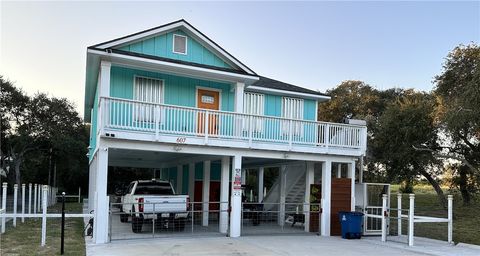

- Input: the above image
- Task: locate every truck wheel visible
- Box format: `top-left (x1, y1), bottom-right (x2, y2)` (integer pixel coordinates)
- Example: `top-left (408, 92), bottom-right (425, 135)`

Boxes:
top-left (132, 216), bottom-right (143, 233)
top-left (175, 219), bottom-right (186, 231)
top-left (120, 213), bottom-right (128, 223)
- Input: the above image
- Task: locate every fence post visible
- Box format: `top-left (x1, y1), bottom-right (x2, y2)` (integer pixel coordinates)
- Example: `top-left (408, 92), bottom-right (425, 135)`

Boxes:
top-left (38, 184), bottom-right (42, 212)
top-left (78, 187), bottom-right (81, 203)
top-left (61, 192), bottom-right (65, 255)
top-left (1, 182), bottom-right (7, 233)
top-left (28, 183), bottom-right (32, 214)
top-left (13, 184), bottom-right (18, 227)
top-left (22, 184), bottom-right (25, 223)
top-left (408, 194), bottom-right (415, 246)
top-left (381, 194), bottom-right (387, 242)
top-left (397, 193), bottom-right (402, 236)
top-left (34, 184), bottom-right (38, 214)
top-left (41, 185), bottom-right (48, 246)
top-left (448, 195), bottom-right (453, 244)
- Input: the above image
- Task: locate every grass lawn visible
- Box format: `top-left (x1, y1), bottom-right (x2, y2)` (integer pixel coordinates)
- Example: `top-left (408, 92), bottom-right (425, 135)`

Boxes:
top-left (0, 203), bottom-right (86, 256)
top-left (389, 184), bottom-right (480, 245)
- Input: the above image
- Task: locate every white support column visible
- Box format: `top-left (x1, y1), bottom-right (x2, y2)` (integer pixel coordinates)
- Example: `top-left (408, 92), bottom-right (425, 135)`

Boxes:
top-left (21, 184), bottom-right (25, 223)
top-left (41, 185), bottom-right (48, 246)
top-left (278, 165), bottom-right (287, 226)
top-left (304, 162), bottom-right (314, 232)
top-left (321, 160), bottom-right (332, 236)
top-left (381, 194), bottom-right (387, 242)
top-left (28, 183), bottom-right (32, 214)
top-left (176, 164), bottom-right (183, 194)
top-left (408, 194), bottom-right (415, 246)
top-left (93, 146), bottom-right (109, 244)
top-left (448, 195), bottom-right (453, 244)
top-left (188, 163), bottom-right (195, 202)
top-left (336, 163), bottom-right (342, 178)
top-left (397, 193), bottom-right (402, 236)
top-left (233, 82), bottom-right (245, 137)
top-left (348, 161), bottom-right (356, 211)
top-left (219, 156), bottom-right (230, 234)
top-left (258, 167), bottom-right (264, 203)
top-left (202, 160), bottom-right (211, 227)
top-left (33, 184), bottom-right (38, 214)
top-left (13, 184), bottom-right (18, 227)
top-left (1, 182), bottom-right (7, 234)
top-left (241, 169), bottom-right (246, 185)
top-left (88, 158), bottom-right (96, 212)
top-left (229, 155), bottom-right (242, 238)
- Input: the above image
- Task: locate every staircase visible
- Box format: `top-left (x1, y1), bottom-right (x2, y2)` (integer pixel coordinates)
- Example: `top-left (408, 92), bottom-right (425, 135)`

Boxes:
top-left (262, 163), bottom-right (307, 212)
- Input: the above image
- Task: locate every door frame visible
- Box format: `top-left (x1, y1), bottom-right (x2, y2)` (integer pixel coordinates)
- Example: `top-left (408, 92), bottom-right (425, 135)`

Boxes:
top-left (195, 86), bottom-right (222, 111)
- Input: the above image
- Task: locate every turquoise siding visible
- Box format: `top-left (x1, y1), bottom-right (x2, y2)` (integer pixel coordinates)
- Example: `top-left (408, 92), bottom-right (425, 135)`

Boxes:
top-left (110, 66), bottom-right (234, 110)
top-left (304, 99), bottom-right (317, 121)
top-left (194, 162), bottom-right (220, 181)
top-left (117, 29), bottom-right (233, 70)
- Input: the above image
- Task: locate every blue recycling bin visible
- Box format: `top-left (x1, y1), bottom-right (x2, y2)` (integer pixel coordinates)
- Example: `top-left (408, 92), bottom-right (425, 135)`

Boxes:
top-left (339, 211), bottom-right (364, 239)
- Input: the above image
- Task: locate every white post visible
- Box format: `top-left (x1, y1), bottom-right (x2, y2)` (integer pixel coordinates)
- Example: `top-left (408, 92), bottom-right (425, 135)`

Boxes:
top-left (348, 161), bottom-right (356, 211)
top-left (381, 194), bottom-right (387, 242)
top-left (1, 182), bottom-right (7, 233)
top-left (321, 160), bottom-right (332, 236)
top-left (304, 162), bottom-right (314, 232)
top-left (13, 184), bottom-right (18, 227)
top-left (229, 155), bottom-right (242, 238)
top-left (278, 165), bottom-right (287, 226)
top-left (37, 184), bottom-right (41, 212)
top-left (188, 163), bottom-right (195, 202)
top-left (234, 82), bottom-right (245, 137)
top-left (258, 167), bottom-right (264, 203)
top-left (21, 184), bottom-right (25, 223)
top-left (241, 169), bottom-right (246, 185)
top-left (28, 183), bottom-right (32, 214)
top-left (448, 195), bottom-right (453, 244)
top-left (176, 165), bottom-right (183, 194)
top-left (336, 163), bottom-right (342, 178)
top-left (219, 156), bottom-right (230, 234)
top-left (33, 184), bottom-right (38, 214)
top-left (408, 194), bottom-right (415, 246)
top-left (41, 185), bottom-right (48, 246)
top-left (202, 160), bottom-right (211, 227)
top-left (78, 187), bottom-right (81, 204)
top-left (397, 193), bottom-right (402, 236)
top-left (93, 146), bottom-right (109, 244)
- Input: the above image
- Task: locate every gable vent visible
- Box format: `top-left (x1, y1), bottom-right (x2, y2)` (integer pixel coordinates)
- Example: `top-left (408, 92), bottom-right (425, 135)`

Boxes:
top-left (173, 34), bottom-right (187, 54)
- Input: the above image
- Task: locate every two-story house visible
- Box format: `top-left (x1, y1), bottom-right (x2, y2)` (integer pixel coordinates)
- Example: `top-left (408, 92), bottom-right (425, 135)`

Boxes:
top-left (85, 19), bottom-right (369, 244)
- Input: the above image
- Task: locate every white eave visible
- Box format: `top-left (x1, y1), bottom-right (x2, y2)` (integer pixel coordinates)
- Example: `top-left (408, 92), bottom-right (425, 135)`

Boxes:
top-left (246, 85), bottom-right (331, 101)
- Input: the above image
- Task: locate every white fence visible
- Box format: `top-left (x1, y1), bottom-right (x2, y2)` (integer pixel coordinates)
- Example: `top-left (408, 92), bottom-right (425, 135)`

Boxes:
top-left (0, 182), bottom-right (93, 247)
top-left (101, 97), bottom-right (367, 151)
top-left (366, 193), bottom-right (453, 246)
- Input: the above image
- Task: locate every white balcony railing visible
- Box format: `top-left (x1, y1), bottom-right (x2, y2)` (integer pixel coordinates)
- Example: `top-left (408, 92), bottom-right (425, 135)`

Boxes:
top-left (99, 97), bottom-right (367, 152)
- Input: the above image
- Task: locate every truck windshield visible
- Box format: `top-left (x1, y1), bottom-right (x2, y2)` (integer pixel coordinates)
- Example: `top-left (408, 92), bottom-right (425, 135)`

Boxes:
top-left (135, 182), bottom-right (174, 195)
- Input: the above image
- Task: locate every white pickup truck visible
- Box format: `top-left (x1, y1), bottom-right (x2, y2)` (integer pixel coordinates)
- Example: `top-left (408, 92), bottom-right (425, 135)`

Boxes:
top-left (120, 180), bottom-right (190, 233)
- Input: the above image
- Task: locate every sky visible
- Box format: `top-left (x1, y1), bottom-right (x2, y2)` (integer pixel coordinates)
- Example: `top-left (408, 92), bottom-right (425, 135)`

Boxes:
top-left (1, 1), bottom-right (479, 118)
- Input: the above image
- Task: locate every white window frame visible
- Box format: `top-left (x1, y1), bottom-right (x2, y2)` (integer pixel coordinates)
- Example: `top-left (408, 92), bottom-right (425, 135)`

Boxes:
top-left (281, 97), bottom-right (304, 136)
top-left (243, 92), bottom-right (264, 132)
top-left (133, 75), bottom-right (164, 124)
top-left (173, 34), bottom-right (188, 55)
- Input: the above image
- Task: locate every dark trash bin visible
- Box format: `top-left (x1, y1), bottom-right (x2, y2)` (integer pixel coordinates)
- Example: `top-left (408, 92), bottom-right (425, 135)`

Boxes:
top-left (339, 211), bottom-right (364, 239)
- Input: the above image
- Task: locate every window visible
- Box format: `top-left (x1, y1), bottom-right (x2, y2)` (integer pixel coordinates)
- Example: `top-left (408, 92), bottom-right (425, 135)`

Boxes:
top-left (173, 34), bottom-right (187, 54)
top-left (243, 92), bottom-right (264, 132)
top-left (282, 97), bottom-right (304, 136)
top-left (134, 76), bottom-right (163, 123)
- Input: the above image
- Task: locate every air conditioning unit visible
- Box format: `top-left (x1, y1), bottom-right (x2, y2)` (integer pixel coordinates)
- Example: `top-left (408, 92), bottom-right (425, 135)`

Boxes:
top-left (346, 119), bottom-right (367, 126)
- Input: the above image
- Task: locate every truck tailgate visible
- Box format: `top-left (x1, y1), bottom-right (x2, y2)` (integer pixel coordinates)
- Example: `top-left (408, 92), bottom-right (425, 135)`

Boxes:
top-left (142, 196), bottom-right (188, 213)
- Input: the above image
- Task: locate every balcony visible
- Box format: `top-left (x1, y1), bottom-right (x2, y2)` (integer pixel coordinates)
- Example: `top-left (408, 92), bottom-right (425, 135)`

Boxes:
top-left (98, 97), bottom-right (367, 156)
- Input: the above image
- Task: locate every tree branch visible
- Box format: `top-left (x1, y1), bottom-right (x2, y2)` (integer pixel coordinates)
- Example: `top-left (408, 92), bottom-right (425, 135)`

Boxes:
top-left (412, 145), bottom-right (479, 172)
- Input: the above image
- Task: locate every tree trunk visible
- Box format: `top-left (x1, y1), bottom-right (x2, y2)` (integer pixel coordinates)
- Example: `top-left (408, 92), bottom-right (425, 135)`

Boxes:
top-left (14, 159), bottom-right (21, 185)
top-left (458, 165), bottom-right (471, 206)
top-left (419, 169), bottom-right (447, 208)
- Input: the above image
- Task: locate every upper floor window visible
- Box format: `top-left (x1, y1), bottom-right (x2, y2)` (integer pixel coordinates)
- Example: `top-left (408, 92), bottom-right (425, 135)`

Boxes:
top-left (173, 34), bottom-right (187, 55)
top-left (134, 76), bottom-right (163, 123)
top-left (243, 92), bottom-right (264, 132)
top-left (282, 97), bottom-right (304, 136)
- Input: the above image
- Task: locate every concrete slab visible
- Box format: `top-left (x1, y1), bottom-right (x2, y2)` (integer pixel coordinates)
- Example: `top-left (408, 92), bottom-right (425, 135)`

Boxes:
top-left (86, 235), bottom-right (480, 256)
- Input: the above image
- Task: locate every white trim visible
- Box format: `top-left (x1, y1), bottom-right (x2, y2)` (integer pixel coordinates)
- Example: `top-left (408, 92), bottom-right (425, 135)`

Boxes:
top-left (87, 49), bottom-right (259, 83)
top-left (92, 20), bottom-right (256, 75)
top-left (247, 85), bottom-right (330, 101)
top-left (173, 34), bottom-right (188, 55)
top-left (195, 86), bottom-right (222, 111)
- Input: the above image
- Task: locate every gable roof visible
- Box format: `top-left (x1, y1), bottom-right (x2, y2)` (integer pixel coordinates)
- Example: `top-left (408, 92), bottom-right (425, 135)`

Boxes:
top-left (253, 76), bottom-right (328, 97)
top-left (89, 19), bottom-right (256, 76)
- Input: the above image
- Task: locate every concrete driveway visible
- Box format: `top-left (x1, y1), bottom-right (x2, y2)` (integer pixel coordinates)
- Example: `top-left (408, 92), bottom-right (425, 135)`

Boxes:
top-left (86, 235), bottom-right (480, 256)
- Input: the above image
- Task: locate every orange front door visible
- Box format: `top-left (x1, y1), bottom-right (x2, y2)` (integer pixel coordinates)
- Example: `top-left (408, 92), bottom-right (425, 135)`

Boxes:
top-left (197, 89), bottom-right (220, 135)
